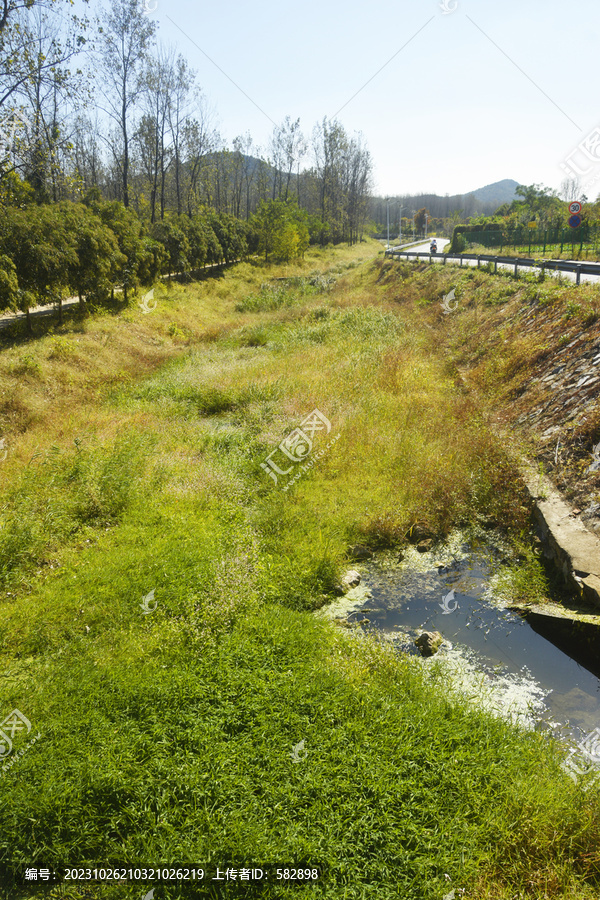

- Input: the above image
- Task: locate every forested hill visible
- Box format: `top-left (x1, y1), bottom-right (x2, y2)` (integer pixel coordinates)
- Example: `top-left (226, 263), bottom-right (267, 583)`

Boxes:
top-left (470, 179), bottom-right (521, 207)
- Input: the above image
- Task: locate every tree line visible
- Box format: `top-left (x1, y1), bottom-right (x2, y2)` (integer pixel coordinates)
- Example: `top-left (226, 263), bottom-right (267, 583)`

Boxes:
top-left (448, 183), bottom-right (600, 251)
top-left (374, 179), bottom-right (600, 245)
top-left (370, 191), bottom-right (508, 240)
top-left (0, 0), bottom-right (372, 267)
top-left (0, 191), bottom-right (349, 328)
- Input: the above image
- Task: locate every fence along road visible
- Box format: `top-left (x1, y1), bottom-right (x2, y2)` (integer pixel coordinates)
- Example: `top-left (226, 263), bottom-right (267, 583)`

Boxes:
top-left (385, 238), bottom-right (600, 286)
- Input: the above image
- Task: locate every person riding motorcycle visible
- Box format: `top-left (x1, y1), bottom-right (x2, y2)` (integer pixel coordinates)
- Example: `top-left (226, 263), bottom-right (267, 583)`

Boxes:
top-left (430, 239), bottom-right (437, 254)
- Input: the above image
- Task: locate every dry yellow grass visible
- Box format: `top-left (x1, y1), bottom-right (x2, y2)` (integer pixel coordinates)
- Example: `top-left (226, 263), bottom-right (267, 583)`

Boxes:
top-left (0, 243), bottom-right (377, 474)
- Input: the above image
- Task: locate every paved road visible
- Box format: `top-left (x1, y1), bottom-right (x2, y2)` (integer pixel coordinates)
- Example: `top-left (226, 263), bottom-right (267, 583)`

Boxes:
top-left (388, 238), bottom-right (450, 254)
top-left (394, 238), bottom-right (600, 286)
top-left (0, 295), bottom-right (83, 330)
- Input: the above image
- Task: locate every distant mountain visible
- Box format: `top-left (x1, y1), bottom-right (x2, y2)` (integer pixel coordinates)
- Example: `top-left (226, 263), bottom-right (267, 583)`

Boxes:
top-left (371, 179), bottom-right (523, 224)
top-left (469, 179), bottom-right (521, 207)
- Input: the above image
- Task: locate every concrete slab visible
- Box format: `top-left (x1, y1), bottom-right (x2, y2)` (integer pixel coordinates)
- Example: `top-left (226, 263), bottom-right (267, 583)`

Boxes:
top-left (520, 460), bottom-right (600, 608)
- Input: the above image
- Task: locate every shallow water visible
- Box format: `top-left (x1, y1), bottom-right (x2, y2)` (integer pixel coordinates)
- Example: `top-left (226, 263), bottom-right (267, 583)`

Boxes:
top-left (327, 533), bottom-right (600, 749)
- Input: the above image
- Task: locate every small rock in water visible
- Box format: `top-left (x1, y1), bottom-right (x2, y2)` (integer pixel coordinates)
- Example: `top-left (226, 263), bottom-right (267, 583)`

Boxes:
top-left (416, 538), bottom-right (434, 553)
top-left (333, 569), bottom-right (362, 595)
top-left (347, 544), bottom-right (373, 561)
top-left (342, 570), bottom-right (361, 589)
top-left (415, 630), bottom-right (443, 657)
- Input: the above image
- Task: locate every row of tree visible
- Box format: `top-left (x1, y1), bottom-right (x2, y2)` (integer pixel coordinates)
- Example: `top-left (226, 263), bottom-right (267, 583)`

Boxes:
top-left (0, 195), bottom-right (321, 329)
top-left (371, 193), bottom-right (499, 236)
top-left (0, 0), bottom-right (372, 245)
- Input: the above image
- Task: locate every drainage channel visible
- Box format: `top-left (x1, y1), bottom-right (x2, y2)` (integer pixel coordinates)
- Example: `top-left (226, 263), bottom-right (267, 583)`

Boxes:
top-left (321, 531), bottom-right (600, 752)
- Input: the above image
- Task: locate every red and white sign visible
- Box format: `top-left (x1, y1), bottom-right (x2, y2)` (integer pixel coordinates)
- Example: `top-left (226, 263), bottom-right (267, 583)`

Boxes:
top-left (569, 201), bottom-right (583, 214)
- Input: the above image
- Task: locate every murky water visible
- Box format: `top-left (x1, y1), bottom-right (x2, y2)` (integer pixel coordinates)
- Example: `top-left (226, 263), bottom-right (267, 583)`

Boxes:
top-left (323, 532), bottom-right (600, 750)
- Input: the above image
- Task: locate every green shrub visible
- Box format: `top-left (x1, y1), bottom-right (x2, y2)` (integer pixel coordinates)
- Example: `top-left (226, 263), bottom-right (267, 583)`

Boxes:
top-left (46, 337), bottom-right (78, 360)
top-left (450, 232), bottom-right (468, 253)
top-left (10, 353), bottom-right (43, 378)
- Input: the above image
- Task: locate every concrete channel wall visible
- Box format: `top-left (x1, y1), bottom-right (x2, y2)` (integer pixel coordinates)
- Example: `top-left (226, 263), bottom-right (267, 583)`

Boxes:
top-left (520, 460), bottom-right (600, 609)
top-left (505, 462), bottom-right (600, 675)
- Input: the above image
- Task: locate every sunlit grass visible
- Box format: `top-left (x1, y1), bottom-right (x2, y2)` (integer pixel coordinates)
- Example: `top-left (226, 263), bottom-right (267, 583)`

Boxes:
top-left (1, 242), bottom-right (599, 898)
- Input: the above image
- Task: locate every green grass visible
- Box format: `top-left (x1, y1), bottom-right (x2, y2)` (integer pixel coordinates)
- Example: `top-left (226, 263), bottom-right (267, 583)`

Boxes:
top-left (0, 247), bottom-right (599, 899)
top-left (234, 275), bottom-right (335, 313)
top-left (490, 547), bottom-right (552, 606)
top-left (465, 241), bottom-right (600, 261)
top-left (6, 601), bottom-right (595, 900)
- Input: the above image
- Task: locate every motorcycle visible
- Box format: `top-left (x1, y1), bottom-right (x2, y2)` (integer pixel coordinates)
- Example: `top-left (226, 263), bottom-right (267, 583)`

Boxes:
top-left (430, 241), bottom-right (437, 254)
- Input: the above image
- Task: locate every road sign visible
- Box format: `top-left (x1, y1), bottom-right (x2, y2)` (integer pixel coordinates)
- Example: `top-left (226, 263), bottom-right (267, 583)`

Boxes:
top-left (569, 214), bottom-right (582, 228)
top-left (569, 201), bottom-right (583, 214)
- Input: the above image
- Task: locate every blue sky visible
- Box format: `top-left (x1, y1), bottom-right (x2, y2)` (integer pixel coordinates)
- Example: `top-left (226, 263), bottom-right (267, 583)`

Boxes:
top-left (139, 0), bottom-right (599, 197)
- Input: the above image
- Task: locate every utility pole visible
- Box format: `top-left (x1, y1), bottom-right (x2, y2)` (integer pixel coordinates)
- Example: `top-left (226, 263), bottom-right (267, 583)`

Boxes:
top-left (398, 206), bottom-right (405, 243)
top-left (412, 210), bottom-right (416, 241)
top-left (425, 214), bottom-right (430, 238)
top-left (386, 198), bottom-right (390, 249)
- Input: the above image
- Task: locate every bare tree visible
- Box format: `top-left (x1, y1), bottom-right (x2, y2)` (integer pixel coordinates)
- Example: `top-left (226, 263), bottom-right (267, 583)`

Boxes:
top-left (0, 0), bottom-right (60, 35)
top-left (308, 118), bottom-right (372, 244)
top-left (134, 46), bottom-right (179, 221)
top-left (312, 118), bottom-right (348, 243)
top-left (269, 117), bottom-right (306, 202)
top-left (97, 0), bottom-right (156, 207)
top-left (71, 113), bottom-right (105, 193)
top-left (11, 4), bottom-right (89, 199)
top-left (181, 107), bottom-right (219, 215)
top-left (344, 133), bottom-right (371, 244)
top-left (0, 0), bottom-right (87, 109)
top-left (560, 176), bottom-right (583, 203)
top-left (166, 54), bottom-right (197, 216)
top-left (232, 133), bottom-right (257, 219)
top-left (0, 0), bottom-right (88, 195)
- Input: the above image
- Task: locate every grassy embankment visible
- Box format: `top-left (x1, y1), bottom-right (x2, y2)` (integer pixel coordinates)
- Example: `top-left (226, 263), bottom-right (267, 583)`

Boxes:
top-left (0, 242), bottom-right (599, 899)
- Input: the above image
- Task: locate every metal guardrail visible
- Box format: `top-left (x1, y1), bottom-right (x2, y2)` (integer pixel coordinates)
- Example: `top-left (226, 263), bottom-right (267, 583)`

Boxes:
top-left (384, 248), bottom-right (600, 285)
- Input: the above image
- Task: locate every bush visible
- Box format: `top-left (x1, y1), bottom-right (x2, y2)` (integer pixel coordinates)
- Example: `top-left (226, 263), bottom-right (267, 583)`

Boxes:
top-left (450, 231), bottom-right (468, 253)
